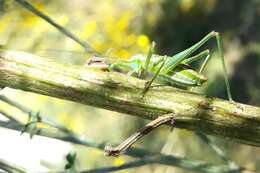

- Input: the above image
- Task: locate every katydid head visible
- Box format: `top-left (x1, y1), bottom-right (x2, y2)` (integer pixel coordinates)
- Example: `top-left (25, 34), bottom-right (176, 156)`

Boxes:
top-left (129, 54), bottom-right (144, 70)
top-left (85, 56), bottom-right (110, 71)
top-left (128, 54), bottom-right (147, 78)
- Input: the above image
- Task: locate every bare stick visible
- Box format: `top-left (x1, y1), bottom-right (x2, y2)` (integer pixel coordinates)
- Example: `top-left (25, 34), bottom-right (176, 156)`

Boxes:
top-left (105, 114), bottom-right (174, 156)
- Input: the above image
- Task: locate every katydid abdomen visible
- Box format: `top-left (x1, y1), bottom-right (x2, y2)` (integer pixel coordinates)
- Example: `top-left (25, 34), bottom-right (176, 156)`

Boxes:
top-left (158, 65), bottom-right (207, 88)
top-left (109, 54), bottom-right (208, 88)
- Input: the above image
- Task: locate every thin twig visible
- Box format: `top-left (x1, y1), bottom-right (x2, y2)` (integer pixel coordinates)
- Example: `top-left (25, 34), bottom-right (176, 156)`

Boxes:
top-left (0, 95), bottom-right (70, 133)
top-left (14, 0), bottom-right (100, 55)
top-left (0, 159), bottom-right (27, 173)
top-left (105, 114), bottom-right (175, 156)
top-left (196, 133), bottom-right (239, 169)
top-left (79, 156), bottom-right (242, 173)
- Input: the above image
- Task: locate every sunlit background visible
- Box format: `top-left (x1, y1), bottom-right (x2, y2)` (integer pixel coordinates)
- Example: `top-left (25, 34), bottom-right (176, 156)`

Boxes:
top-left (0, 0), bottom-right (259, 172)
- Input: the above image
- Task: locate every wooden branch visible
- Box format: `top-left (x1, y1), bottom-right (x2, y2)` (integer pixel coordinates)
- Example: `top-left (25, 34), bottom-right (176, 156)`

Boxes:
top-left (0, 50), bottom-right (260, 146)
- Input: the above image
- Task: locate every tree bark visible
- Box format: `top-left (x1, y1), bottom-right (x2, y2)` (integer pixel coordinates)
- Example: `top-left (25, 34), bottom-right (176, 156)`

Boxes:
top-left (0, 50), bottom-right (260, 146)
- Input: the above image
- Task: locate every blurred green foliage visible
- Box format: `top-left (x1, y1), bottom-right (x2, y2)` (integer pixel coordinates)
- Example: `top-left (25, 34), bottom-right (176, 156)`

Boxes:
top-left (0, 0), bottom-right (259, 172)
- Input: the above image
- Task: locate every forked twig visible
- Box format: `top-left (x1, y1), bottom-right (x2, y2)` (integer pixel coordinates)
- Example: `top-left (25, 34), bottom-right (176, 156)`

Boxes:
top-left (105, 113), bottom-right (175, 156)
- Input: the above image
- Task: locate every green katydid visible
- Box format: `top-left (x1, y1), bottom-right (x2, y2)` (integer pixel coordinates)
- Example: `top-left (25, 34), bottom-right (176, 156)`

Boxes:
top-left (108, 31), bottom-right (232, 101)
top-left (104, 31), bottom-right (235, 156)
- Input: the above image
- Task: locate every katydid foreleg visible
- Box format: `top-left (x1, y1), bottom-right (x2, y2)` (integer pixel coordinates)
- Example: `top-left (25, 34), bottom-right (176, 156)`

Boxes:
top-left (110, 42), bottom-right (155, 79)
top-left (142, 56), bottom-right (167, 94)
top-left (143, 41), bottom-right (156, 75)
top-left (182, 49), bottom-right (210, 64)
top-left (125, 41), bottom-right (156, 78)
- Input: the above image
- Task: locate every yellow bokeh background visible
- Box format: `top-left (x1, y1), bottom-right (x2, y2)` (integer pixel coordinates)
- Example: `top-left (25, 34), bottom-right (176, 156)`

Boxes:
top-left (0, 0), bottom-right (259, 172)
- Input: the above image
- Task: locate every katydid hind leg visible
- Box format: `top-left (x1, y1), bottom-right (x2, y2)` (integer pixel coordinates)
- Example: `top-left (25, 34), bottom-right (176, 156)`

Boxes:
top-left (162, 31), bottom-right (233, 101)
top-left (198, 54), bottom-right (210, 74)
top-left (138, 41), bottom-right (156, 78)
top-left (215, 33), bottom-right (233, 101)
top-left (182, 49), bottom-right (210, 65)
top-left (161, 31), bottom-right (218, 74)
top-left (189, 53), bottom-right (210, 92)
